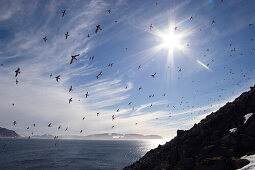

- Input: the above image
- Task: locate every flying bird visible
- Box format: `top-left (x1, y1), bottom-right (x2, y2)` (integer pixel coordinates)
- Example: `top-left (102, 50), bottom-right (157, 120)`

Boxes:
top-left (139, 86), bottom-right (142, 90)
top-left (80, 130), bottom-right (83, 133)
top-left (58, 125), bottom-right (61, 130)
top-left (65, 32), bottom-right (69, 39)
top-left (107, 9), bottom-right (111, 14)
top-left (249, 24), bottom-right (253, 27)
top-left (55, 75), bottom-right (60, 82)
top-left (151, 72), bottom-right (156, 78)
top-left (16, 79), bottom-right (18, 85)
top-left (65, 127), bottom-right (68, 131)
top-left (108, 63), bottom-right (114, 67)
top-left (13, 121), bottom-right (17, 126)
top-left (138, 65), bottom-right (141, 69)
top-left (48, 123), bottom-right (52, 127)
top-left (87, 34), bottom-right (90, 38)
top-left (68, 98), bottom-right (72, 103)
top-left (112, 126), bottom-right (115, 128)
top-left (190, 16), bottom-right (193, 20)
top-left (50, 73), bottom-right (53, 77)
top-left (62, 10), bottom-right (66, 17)
top-left (69, 85), bottom-right (73, 92)
top-left (82, 117), bottom-right (85, 120)
top-left (116, 109), bottom-right (119, 112)
top-left (95, 25), bottom-right (102, 33)
top-left (85, 92), bottom-right (89, 98)
top-left (97, 112), bottom-right (100, 116)
top-left (15, 68), bottom-right (20, 77)
top-left (33, 124), bottom-right (36, 127)
top-left (150, 24), bottom-right (153, 30)
top-left (112, 115), bottom-right (115, 120)
top-left (70, 54), bottom-right (80, 64)
top-left (212, 20), bottom-right (216, 25)
top-left (89, 56), bottom-right (94, 61)
top-left (43, 36), bottom-right (47, 42)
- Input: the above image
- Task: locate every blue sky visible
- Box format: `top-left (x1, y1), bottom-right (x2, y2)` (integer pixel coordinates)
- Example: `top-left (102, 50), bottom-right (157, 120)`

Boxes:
top-left (0, 0), bottom-right (255, 139)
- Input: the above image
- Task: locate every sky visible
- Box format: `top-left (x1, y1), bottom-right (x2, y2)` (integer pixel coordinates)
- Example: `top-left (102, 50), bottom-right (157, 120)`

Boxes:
top-left (0, 0), bottom-right (255, 139)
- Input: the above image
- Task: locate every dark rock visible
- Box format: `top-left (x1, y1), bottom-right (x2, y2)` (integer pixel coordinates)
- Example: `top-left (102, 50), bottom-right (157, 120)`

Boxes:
top-left (124, 85), bottom-right (255, 170)
top-left (0, 127), bottom-right (19, 137)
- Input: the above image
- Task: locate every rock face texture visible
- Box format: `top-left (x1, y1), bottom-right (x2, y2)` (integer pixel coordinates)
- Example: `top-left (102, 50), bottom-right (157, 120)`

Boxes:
top-left (124, 85), bottom-right (255, 170)
top-left (0, 127), bottom-right (19, 137)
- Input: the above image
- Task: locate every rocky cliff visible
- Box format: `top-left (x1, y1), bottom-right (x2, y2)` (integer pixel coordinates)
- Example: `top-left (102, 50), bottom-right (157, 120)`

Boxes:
top-left (124, 85), bottom-right (255, 170)
top-left (0, 127), bottom-right (19, 137)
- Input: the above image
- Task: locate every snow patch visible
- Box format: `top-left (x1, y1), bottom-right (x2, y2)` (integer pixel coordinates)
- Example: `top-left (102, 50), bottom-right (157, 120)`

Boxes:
top-left (238, 154), bottom-right (255, 170)
top-left (229, 128), bottom-right (237, 133)
top-left (244, 113), bottom-right (254, 124)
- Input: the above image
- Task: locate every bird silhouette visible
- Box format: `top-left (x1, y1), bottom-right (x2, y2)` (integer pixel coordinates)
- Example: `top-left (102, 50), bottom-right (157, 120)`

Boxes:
top-left (107, 9), bottom-right (111, 14)
top-left (97, 112), bottom-right (100, 116)
top-left (69, 85), bottom-right (73, 92)
top-left (212, 20), bottom-right (216, 25)
top-left (13, 121), bottom-right (17, 126)
top-left (15, 68), bottom-right (20, 77)
top-left (48, 123), bottom-right (52, 127)
top-left (58, 125), bottom-right (61, 130)
top-left (43, 36), bottom-right (47, 42)
top-left (150, 24), bottom-right (153, 30)
top-left (112, 126), bottom-right (115, 128)
top-left (16, 79), bottom-right (19, 85)
top-left (87, 34), bottom-right (90, 38)
top-left (95, 25), bottom-right (102, 33)
top-left (112, 115), bottom-right (115, 120)
top-left (70, 54), bottom-right (80, 64)
top-left (33, 124), bottom-right (35, 127)
top-left (151, 72), bottom-right (156, 78)
top-left (68, 98), bottom-right (72, 103)
top-left (55, 75), bottom-right (60, 82)
top-left (80, 130), bottom-right (83, 133)
top-left (116, 109), bottom-right (119, 112)
top-left (85, 91), bottom-right (89, 98)
top-left (190, 16), bottom-right (193, 20)
top-left (138, 65), bottom-right (141, 69)
top-left (65, 32), bottom-right (69, 39)
top-left (139, 86), bottom-right (142, 90)
top-left (82, 117), bottom-right (85, 120)
top-left (65, 127), bottom-right (68, 131)
top-left (50, 73), bottom-right (52, 77)
top-left (62, 10), bottom-right (66, 17)
top-left (108, 63), bottom-right (114, 67)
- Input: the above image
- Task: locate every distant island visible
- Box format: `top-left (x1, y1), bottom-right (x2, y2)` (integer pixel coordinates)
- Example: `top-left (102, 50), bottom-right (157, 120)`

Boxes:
top-left (32, 133), bottom-right (163, 140)
top-left (0, 127), bottom-right (20, 138)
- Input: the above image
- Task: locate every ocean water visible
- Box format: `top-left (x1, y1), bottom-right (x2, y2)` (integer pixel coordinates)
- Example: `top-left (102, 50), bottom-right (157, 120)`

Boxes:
top-left (0, 138), bottom-right (165, 170)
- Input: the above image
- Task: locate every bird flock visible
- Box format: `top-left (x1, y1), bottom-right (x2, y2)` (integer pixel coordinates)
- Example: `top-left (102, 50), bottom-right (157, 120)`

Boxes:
top-left (2, 0), bottom-right (255, 147)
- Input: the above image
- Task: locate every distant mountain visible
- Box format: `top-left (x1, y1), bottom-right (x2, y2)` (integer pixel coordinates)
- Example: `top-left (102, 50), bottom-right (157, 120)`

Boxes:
top-left (0, 127), bottom-right (19, 137)
top-left (32, 133), bottom-right (162, 140)
top-left (125, 85), bottom-right (255, 170)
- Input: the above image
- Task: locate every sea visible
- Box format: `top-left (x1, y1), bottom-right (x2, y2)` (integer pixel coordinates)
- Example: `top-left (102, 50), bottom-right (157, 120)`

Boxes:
top-left (0, 138), bottom-right (166, 170)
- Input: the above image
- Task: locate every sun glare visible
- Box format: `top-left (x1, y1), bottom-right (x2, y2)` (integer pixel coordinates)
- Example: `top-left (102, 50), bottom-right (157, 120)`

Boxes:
top-left (161, 30), bottom-right (183, 50)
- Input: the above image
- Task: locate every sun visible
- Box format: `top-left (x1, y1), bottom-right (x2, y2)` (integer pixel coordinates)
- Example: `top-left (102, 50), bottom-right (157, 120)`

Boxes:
top-left (160, 30), bottom-right (183, 51)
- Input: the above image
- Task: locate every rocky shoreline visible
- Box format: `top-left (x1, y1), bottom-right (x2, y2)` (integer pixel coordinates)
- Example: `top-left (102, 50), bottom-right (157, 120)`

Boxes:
top-left (124, 85), bottom-right (255, 170)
